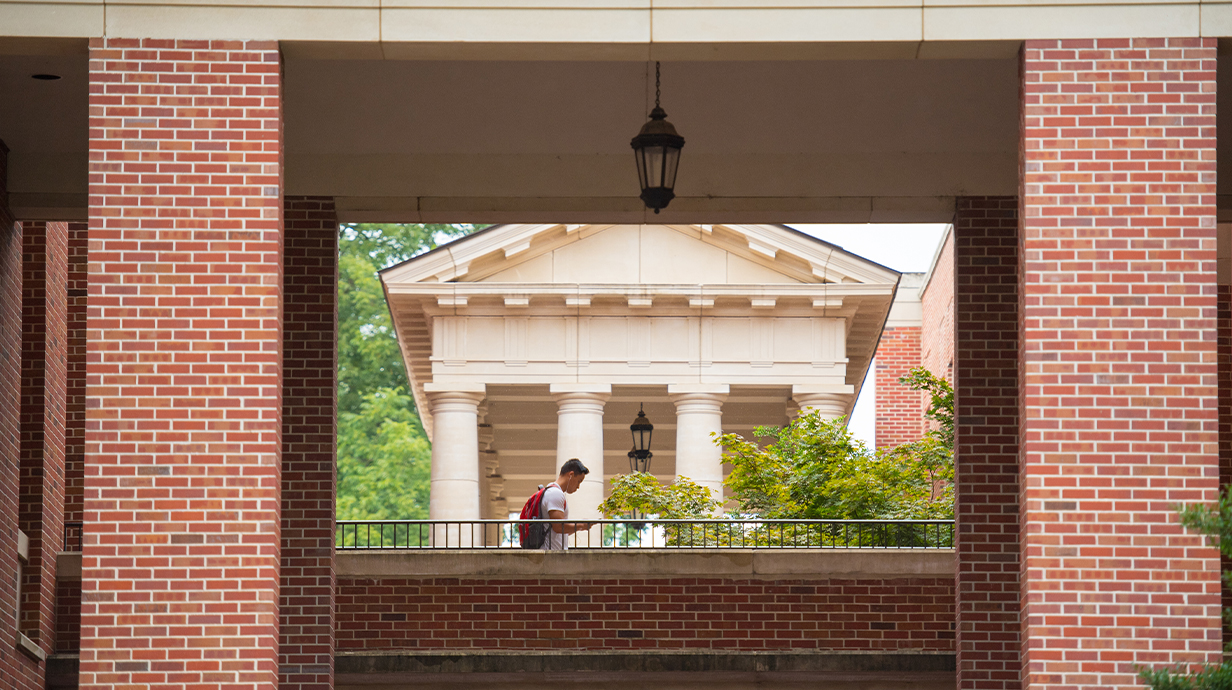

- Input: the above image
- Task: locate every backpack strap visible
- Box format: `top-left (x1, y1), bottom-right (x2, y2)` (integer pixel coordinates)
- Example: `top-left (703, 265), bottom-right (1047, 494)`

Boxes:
top-left (542, 483), bottom-right (565, 519)
top-left (532, 485), bottom-right (549, 519)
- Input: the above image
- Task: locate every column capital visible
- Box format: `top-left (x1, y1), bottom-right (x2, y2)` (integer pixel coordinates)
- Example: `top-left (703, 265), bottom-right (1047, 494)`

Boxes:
top-left (667, 384), bottom-right (729, 413)
top-left (425, 386), bottom-right (485, 414)
top-left (669, 385), bottom-right (729, 414)
top-left (791, 385), bottom-right (852, 419)
top-left (550, 384), bottom-right (612, 413)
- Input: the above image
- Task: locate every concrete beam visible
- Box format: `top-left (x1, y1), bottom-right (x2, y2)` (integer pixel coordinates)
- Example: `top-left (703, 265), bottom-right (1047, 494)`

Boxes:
top-left (336, 548), bottom-right (955, 580)
top-left (335, 650), bottom-right (956, 687)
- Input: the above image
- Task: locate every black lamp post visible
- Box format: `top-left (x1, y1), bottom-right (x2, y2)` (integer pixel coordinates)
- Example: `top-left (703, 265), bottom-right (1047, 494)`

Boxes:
top-left (627, 405), bottom-right (654, 474)
top-left (631, 62), bottom-right (685, 214)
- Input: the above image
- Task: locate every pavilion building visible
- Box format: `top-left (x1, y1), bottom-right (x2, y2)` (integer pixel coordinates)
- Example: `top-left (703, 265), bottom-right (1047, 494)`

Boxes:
top-left (380, 222), bottom-right (900, 528)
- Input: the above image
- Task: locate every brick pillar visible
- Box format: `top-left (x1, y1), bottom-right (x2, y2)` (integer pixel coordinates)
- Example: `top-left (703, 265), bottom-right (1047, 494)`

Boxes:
top-left (280, 196), bottom-right (337, 690)
top-left (20, 219), bottom-right (69, 657)
top-left (65, 221), bottom-right (88, 527)
top-left (953, 197), bottom-right (1021, 690)
top-left (2, 146), bottom-right (45, 690)
top-left (1021, 39), bottom-right (1220, 687)
top-left (84, 39), bottom-right (284, 690)
top-left (1220, 229), bottom-right (1232, 649)
top-left (874, 325), bottom-right (924, 449)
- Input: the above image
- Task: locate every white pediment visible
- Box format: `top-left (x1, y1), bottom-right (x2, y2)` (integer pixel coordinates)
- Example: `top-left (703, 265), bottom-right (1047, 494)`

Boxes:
top-left (380, 223), bottom-right (898, 287)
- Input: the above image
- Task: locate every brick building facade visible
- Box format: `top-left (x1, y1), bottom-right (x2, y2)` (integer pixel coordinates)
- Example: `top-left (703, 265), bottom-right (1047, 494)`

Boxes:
top-left (0, 8), bottom-right (1227, 690)
top-left (874, 228), bottom-right (958, 450)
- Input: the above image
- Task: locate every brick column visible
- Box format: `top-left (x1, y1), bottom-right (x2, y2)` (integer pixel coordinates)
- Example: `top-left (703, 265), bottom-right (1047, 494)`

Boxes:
top-left (1021, 39), bottom-right (1220, 688)
top-left (1, 145), bottom-right (45, 690)
top-left (20, 220), bottom-right (69, 657)
top-left (65, 221), bottom-right (88, 527)
top-left (953, 196), bottom-right (1021, 690)
top-left (85, 39), bottom-right (284, 690)
top-left (280, 196), bottom-right (337, 690)
top-left (1220, 228), bottom-right (1232, 649)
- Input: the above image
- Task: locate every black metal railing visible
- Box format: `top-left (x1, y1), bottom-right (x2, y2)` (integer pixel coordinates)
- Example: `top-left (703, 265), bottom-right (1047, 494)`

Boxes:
top-left (63, 521), bottom-right (83, 553)
top-left (335, 519), bottom-right (954, 551)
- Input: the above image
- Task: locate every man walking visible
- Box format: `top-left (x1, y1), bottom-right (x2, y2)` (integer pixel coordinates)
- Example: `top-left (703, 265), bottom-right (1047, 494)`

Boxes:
top-left (542, 458), bottom-right (594, 551)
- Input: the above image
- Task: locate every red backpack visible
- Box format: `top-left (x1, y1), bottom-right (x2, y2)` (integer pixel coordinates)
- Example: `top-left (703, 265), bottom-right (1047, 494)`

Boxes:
top-left (518, 485), bottom-right (550, 549)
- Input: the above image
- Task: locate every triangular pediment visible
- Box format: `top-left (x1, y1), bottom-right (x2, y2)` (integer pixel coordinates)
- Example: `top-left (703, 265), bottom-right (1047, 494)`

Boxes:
top-left (380, 223), bottom-right (898, 287)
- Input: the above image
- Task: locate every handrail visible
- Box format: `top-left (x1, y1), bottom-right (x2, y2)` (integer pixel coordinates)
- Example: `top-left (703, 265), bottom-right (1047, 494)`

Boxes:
top-left (335, 518), bottom-right (954, 550)
top-left (63, 521), bottom-right (83, 553)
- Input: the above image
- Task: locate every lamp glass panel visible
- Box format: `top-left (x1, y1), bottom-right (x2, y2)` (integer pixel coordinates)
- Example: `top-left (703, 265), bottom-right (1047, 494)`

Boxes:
top-left (634, 149), bottom-right (648, 190)
top-left (645, 146), bottom-right (666, 188)
top-left (663, 147), bottom-right (681, 189)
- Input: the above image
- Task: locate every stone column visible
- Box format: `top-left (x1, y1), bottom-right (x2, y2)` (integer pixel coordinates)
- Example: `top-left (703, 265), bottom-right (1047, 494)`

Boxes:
top-left (551, 384), bottom-right (611, 547)
top-left (476, 404), bottom-right (503, 546)
top-left (668, 384), bottom-right (729, 506)
top-left (425, 385), bottom-right (485, 547)
top-left (790, 386), bottom-right (851, 419)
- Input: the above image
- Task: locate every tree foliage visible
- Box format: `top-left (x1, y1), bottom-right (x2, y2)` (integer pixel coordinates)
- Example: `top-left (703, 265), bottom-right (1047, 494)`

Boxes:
top-left (337, 388), bottom-right (432, 521)
top-left (336, 223), bottom-right (483, 520)
top-left (598, 472), bottom-right (722, 519)
top-left (716, 367), bottom-right (954, 521)
top-left (594, 367), bottom-right (956, 545)
top-left (338, 223), bottom-right (480, 418)
top-left (1138, 488), bottom-right (1232, 689)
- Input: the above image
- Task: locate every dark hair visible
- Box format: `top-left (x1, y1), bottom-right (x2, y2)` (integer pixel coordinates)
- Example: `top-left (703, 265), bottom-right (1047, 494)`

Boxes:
top-left (559, 458), bottom-right (590, 476)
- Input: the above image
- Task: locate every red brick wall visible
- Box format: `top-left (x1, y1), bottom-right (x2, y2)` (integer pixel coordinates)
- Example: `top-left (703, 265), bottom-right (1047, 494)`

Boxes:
top-left (1, 145), bottom-right (45, 690)
top-left (84, 39), bottom-right (284, 690)
top-left (64, 222), bottom-right (88, 525)
top-left (953, 197), bottom-right (1021, 690)
top-left (874, 325), bottom-right (924, 449)
top-left (280, 197), bottom-right (338, 690)
top-left (336, 577), bottom-right (955, 652)
top-left (1221, 278), bottom-right (1232, 648)
top-left (922, 230), bottom-right (956, 386)
top-left (20, 220), bottom-right (68, 654)
top-left (1021, 38), bottom-right (1221, 687)
top-left (54, 579), bottom-right (80, 654)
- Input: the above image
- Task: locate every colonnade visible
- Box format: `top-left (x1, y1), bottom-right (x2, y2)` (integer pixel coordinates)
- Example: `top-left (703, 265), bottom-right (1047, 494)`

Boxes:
top-left (424, 383), bottom-right (852, 535)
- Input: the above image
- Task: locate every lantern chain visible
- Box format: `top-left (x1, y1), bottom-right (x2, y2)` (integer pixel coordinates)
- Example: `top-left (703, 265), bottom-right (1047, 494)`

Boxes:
top-left (655, 61), bottom-right (661, 110)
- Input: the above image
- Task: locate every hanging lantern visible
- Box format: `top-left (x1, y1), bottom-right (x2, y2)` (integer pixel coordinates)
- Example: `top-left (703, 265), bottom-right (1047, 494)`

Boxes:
top-left (627, 405), bottom-right (654, 474)
top-left (631, 62), bottom-right (685, 214)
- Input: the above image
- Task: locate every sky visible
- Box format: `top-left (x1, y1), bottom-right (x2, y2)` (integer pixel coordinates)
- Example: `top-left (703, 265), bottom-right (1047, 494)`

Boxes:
top-left (786, 223), bottom-right (951, 449)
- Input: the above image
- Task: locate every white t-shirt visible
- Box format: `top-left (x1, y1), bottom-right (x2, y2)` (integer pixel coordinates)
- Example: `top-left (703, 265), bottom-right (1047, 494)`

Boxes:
top-left (541, 482), bottom-right (568, 551)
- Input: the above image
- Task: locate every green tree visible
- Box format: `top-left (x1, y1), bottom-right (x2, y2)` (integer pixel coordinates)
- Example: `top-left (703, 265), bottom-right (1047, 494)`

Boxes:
top-left (716, 367), bottom-right (954, 522)
top-left (336, 223), bottom-right (484, 521)
top-left (338, 223), bottom-right (481, 418)
top-left (599, 472), bottom-right (721, 519)
top-left (337, 388), bottom-right (432, 521)
top-left (598, 473), bottom-right (723, 547)
top-left (1138, 488), bottom-right (1232, 690)
top-left (594, 367), bottom-right (955, 544)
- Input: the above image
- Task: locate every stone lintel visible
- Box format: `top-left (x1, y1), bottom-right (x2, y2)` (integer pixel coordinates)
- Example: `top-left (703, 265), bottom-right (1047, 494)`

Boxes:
top-left (336, 548), bottom-right (955, 580)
